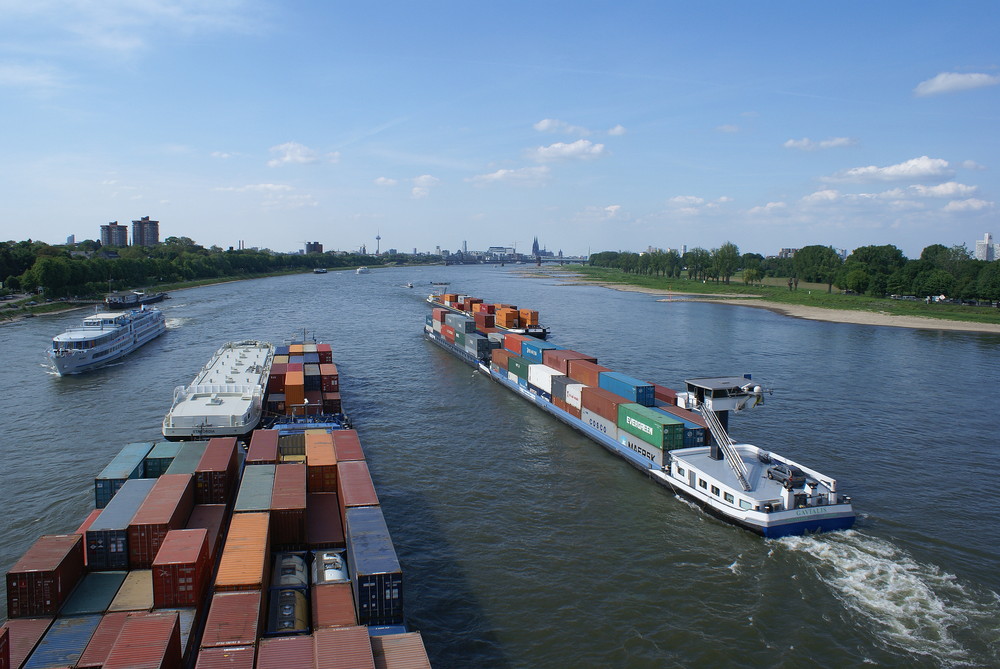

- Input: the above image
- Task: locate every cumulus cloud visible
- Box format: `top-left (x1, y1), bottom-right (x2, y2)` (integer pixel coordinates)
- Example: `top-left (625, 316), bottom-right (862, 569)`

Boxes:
top-left (825, 156), bottom-right (953, 183)
top-left (748, 202), bottom-right (787, 215)
top-left (910, 182), bottom-right (978, 198)
top-left (914, 72), bottom-right (1000, 97)
top-left (468, 166), bottom-right (551, 186)
top-left (529, 139), bottom-right (606, 162)
top-left (668, 195), bottom-right (731, 213)
top-left (533, 118), bottom-right (590, 135)
top-left (267, 142), bottom-right (339, 167)
top-left (374, 177), bottom-right (397, 186)
top-left (608, 124), bottom-right (627, 136)
top-left (604, 205), bottom-right (621, 216)
top-left (784, 137), bottom-right (857, 151)
top-left (410, 174), bottom-right (439, 198)
top-left (802, 189), bottom-right (840, 203)
top-left (670, 196), bottom-right (705, 206)
top-left (943, 198), bottom-right (993, 212)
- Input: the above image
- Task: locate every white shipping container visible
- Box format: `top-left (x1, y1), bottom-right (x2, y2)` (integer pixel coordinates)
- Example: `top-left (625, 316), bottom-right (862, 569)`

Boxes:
top-left (507, 371), bottom-right (519, 384)
top-left (565, 383), bottom-right (585, 409)
top-left (581, 408), bottom-right (616, 437)
top-left (617, 429), bottom-right (667, 466)
top-left (527, 364), bottom-right (564, 394)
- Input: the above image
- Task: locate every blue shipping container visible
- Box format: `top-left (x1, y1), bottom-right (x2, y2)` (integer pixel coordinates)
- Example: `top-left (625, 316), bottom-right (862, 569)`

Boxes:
top-left (345, 506), bottom-right (403, 626)
top-left (599, 371), bottom-right (655, 407)
top-left (86, 478), bottom-right (157, 571)
top-left (275, 345), bottom-right (290, 356)
top-left (651, 407), bottom-right (707, 447)
top-left (94, 442), bottom-right (155, 509)
top-left (58, 571), bottom-right (127, 616)
top-left (22, 614), bottom-right (102, 669)
top-left (520, 340), bottom-right (561, 364)
top-left (144, 441), bottom-right (183, 478)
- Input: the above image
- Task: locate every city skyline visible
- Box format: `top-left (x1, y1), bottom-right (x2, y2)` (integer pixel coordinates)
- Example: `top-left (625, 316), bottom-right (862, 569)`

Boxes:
top-left (1, 3), bottom-right (998, 259)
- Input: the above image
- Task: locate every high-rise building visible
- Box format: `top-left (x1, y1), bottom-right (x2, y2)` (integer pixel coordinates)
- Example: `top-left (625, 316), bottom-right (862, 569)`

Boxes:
top-left (305, 241), bottom-right (323, 254)
top-left (100, 221), bottom-right (128, 247)
top-left (66, 235), bottom-right (75, 245)
top-left (974, 233), bottom-right (999, 261)
top-left (131, 216), bottom-right (160, 247)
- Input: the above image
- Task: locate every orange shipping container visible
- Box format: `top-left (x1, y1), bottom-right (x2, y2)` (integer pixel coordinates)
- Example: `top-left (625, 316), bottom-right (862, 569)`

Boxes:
top-left (288, 344), bottom-right (304, 355)
top-left (518, 309), bottom-right (539, 326)
top-left (306, 431), bottom-right (337, 493)
top-left (215, 513), bottom-right (270, 592)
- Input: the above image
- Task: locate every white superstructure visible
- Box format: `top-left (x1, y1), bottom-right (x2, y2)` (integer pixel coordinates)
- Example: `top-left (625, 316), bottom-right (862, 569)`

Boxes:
top-left (49, 306), bottom-right (166, 375)
top-left (162, 340), bottom-right (274, 440)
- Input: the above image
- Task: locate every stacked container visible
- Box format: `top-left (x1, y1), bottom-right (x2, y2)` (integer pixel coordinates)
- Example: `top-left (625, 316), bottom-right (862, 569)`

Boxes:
top-left (194, 438), bottom-right (239, 505)
top-left (6, 534), bottom-right (85, 618)
top-left (215, 513), bottom-right (270, 593)
top-left (102, 611), bottom-right (181, 669)
top-left (345, 507), bottom-right (403, 626)
top-left (21, 614), bottom-right (102, 669)
top-left (143, 442), bottom-right (182, 478)
top-left (127, 473), bottom-right (195, 569)
top-left (271, 464), bottom-right (307, 547)
top-left (87, 478), bottom-right (157, 571)
top-left (151, 528), bottom-right (211, 608)
top-left (305, 430), bottom-right (337, 493)
top-left (199, 591), bottom-right (261, 650)
top-left (247, 429), bottom-right (279, 465)
top-left (94, 442), bottom-right (154, 509)
top-left (234, 465), bottom-right (275, 514)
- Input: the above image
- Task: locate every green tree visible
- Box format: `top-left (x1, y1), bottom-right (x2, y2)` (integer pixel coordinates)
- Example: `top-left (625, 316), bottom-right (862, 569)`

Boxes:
top-left (793, 245), bottom-right (843, 292)
top-left (711, 242), bottom-right (740, 284)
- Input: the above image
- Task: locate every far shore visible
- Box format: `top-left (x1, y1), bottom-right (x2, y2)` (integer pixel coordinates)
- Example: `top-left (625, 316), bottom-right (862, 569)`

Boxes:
top-left (549, 275), bottom-right (1000, 335)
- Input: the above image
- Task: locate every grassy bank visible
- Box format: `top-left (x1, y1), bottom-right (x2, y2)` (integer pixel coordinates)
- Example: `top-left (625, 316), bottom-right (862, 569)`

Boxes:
top-left (571, 266), bottom-right (1000, 326)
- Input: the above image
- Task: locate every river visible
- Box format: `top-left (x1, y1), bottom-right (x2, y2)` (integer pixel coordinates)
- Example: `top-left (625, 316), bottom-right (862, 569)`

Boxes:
top-left (1, 265), bottom-right (998, 667)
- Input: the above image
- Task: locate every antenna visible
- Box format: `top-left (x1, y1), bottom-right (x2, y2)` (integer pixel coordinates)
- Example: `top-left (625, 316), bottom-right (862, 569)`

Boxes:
top-left (375, 231), bottom-right (381, 255)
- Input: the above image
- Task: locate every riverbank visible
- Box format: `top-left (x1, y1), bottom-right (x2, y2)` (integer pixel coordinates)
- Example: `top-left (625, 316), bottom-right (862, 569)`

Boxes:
top-left (540, 269), bottom-right (1000, 334)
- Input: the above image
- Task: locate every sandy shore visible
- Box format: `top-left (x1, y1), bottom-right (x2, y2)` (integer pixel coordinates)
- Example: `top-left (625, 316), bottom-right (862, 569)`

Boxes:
top-left (558, 277), bottom-right (1000, 334)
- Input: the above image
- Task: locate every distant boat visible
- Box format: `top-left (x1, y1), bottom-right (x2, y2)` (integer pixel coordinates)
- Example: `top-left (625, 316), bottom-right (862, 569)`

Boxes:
top-left (49, 306), bottom-right (166, 375)
top-left (405, 282), bottom-right (413, 288)
top-left (313, 268), bottom-right (328, 274)
top-left (356, 267), bottom-right (370, 274)
top-left (105, 289), bottom-right (167, 309)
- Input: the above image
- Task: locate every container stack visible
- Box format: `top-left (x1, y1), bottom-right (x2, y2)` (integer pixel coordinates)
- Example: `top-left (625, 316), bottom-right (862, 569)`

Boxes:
top-left (3, 346), bottom-right (430, 668)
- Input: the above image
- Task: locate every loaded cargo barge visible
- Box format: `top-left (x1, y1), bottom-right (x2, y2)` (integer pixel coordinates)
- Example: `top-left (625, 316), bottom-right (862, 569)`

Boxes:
top-left (427, 291), bottom-right (549, 339)
top-left (424, 298), bottom-right (855, 538)
top-left (3, 337), bottom-right (431, 669)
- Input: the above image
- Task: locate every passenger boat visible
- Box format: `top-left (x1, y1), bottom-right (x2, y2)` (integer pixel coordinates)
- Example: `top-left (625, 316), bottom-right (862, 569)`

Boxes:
top-left (48, 306), bottom-right (166, 375)
top-left (424, 299), bottom-right (855, 538)
top-left (161, 340), bottom-right (274, 440)
top-left (4, 336), bottom-right (431, 668)
top-left (427, 291), bottom-right (549, 340)
top-left (105, 289), bottom-right (167, 309)
top-left (356, 266), bottom-right (370, 274)
top-left (313, 268), bottom-right (328, 274)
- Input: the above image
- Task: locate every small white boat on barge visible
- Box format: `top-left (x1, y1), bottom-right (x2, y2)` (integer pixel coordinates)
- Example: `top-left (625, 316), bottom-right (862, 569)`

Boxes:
top-left (162, 340), bottom-right (274, 440)
top-left (49, 306), bottom-right (166, 375)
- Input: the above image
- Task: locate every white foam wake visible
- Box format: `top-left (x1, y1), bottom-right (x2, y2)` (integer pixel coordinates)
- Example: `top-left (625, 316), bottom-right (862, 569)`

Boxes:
top-left (777, 530), bottom-right (998, 665)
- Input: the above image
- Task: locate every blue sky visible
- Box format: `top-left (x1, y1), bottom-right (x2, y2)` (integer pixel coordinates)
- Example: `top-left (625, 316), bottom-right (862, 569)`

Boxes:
top-left (2, 2), bottom-right (998, 258)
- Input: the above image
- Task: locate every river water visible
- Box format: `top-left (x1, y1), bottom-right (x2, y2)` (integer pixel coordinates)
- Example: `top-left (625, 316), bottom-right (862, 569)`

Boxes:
top-left (1, 265), bottom-right (998, 668)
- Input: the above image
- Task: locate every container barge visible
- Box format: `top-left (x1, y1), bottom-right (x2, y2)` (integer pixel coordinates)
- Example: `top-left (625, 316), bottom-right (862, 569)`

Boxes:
top-left (424, 299), bottom-right (855, 538)
top-left (426, 291), bottom-right (549, 340)
top-left (3, 338), bottom-right (431, 668)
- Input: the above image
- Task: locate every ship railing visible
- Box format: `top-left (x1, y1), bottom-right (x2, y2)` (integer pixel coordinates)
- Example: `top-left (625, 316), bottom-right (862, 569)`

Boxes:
top-left (700, 406), bottom-right (753, 492)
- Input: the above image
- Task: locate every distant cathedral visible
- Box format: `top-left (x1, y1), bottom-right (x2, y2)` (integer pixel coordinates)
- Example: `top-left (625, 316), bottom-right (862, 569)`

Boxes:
top-left (531, 237), bottom-right (540, 256)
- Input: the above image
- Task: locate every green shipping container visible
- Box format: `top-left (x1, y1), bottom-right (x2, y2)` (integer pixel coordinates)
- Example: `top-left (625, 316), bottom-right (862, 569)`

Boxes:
top-left (507, 355), bottom-right (530, 380)
top-left (58, 571), bottom-right (127, 616)
top-left (164, 441), bottom-right (209, 475)
top-left (235, 464), bottom-right (276, 512)
top-left (617, 403), bottom-right (685, 450)
top-left (144, 442), bottom-right (183, 478)
top-left (455, 330), bottom-right (467, 347)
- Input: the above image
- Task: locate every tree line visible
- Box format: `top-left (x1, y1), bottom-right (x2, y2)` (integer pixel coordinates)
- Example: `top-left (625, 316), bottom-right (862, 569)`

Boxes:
top-left (1, 237), bottom-right (420, 299)
top-left (589, 242), bottom-right (1000, 301)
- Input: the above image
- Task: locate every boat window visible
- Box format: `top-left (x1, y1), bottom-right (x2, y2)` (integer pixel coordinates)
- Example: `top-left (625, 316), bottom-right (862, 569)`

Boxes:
top-left (676, 467), bottom-right (685, 476)
top-left (698, 479), bottom-right (707, 489)
top-left (711, 485), bottom-right (720, 496)
top-left (739, 500), bottom-right (752, 510)
top-left (724, 492), bottom-right (734, 503)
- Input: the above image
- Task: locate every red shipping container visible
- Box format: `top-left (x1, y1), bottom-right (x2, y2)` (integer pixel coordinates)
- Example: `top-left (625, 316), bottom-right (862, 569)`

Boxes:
top-left (77, 611), bottom-right (130, 669)
top-left (317, 343), bottom-right (333, 364)
top-left (567, 359), bottom-right (612, 387)
top-left (75, 509), bottom-right (103, 568)
top-left (247, 430), bottom-right (279, 465)
top-left (491, 348), bottom-right (512, 370)
top-left (503, 333), bottom-right (530, 354)
top-left (257, 635), bottom-right (314, 669)
top-left (199, 591), bottom-right (261, 649)
top-left (581, 386), bottom-right (627, 422)
top-left (0, 625), bottom-right (8, 669)
top-left (337, 461), bottom-right (379, 525)
top-left (431, 308), bottom-right (447, 323)
top-left (195, 438), bottom-right (238, 505)
top-left (306, 432), bottom-right (337, 493)
top-left (543, 349), bottom-right (598, 375)
top-left (307, 493), bottom-right (345, 549)
top-left (286, 362), bottom-right (304, 373)
top-left (653, 383), bottom-right (679, 405)
top-left (6, 534), bottom-right (84, 618)
top-left (128, 474), bottom-right (195, 569)
top-left (313, 626), bottom-right (375, 669)
top-left (553, 397), bottom-right (583, 419)
top-left (194, 646), bottom-right (256, 669)
top-left (370, 632), bottom-right (433, 669)
top-left (152, 528), bottom-right (210, 609)
top-left (322, 392), bottom-right (342, 413)
top-left (0, 618), bottom-right (53, 669)
top-left (319, 363), bottom-right (339, 391)
top-left (186, 505), bottom-right (227, 559)
top-left (271, 464), bottom-right (307, 547)
top-left (473, 312), bottom-right (495, 329)
top-left (441, 324), bottom-right (455, 343)
top-left (311, 583), bottom-right (356, 629)
top-left (655, 401), bottom-right (707, 428)
top-left (330, 430), bottom-right (365, 462)
top-left (103, 611), bottom-right (181, 669)
top-left (305, 390), bottom-right (323, 409)
top-left (268, 363), bottom-right (287, 393)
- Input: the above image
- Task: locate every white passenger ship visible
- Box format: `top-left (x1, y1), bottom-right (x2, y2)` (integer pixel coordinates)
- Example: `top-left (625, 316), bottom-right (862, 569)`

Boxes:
top-left (48, 306), bottom-right (166, 375)
top-left (162, 340), bottom-right (274, 440)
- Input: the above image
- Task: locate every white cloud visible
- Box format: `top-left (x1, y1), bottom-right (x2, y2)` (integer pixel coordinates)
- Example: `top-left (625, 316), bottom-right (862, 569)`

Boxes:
top-left (910, 182), bottom-right (977, 198)
top-left (914, 72), bottom-right (1000, 97)
top-left (530, 139), bottom-right (606, 162)
top-left (267, 142), bottom-right (338, 167)
top-left (748, 201), bottom-right (787, 215)
top-left (604, 205), bottom-right (621, 216)
top-left (374, 177), bottom-right (397, 186)
top-left (716, 124), bottom-right (739, 133)
top-left (784, 137), bottom-right (857, 151)
top-left (943, 198), bottom-right (993, 212)
top-left (825, 156), bottom-right (953, 183)
top-left (411, 187), bottom-right (429, 199)
top-left (533, 118), bottom-right (590, 135)
top-left (468, 166), bottom-right (550, 186)
top-left (802, 189), bottom-right (840, 203)
top-left (215, 184), bottom-right (294, 193)
top-left (961, 160), bottom-right (986, 170)
top-left (412, 174), bottom-right (439, 188)
top-left (211, 151), bottom-right (233, 159)
top-left (0, 62), bottom-right (61, 90)
top-left (670, 196), bottom-right (705, 206)
top-left (608, 124), bottom-right (627, 136)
